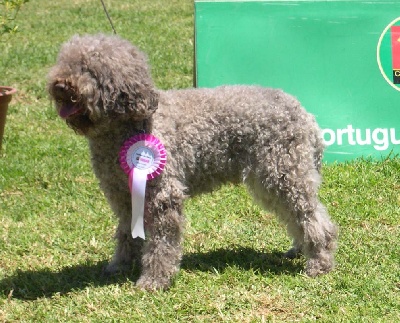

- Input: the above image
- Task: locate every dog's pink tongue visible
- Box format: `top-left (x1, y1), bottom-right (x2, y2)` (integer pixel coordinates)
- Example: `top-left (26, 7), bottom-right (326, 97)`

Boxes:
top-left (59, 104), bottom-right (81, 119)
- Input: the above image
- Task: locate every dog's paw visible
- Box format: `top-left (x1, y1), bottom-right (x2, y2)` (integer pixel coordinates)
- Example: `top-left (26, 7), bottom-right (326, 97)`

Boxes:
top-left (283, 247), bottom-right (302, 259)
top-left (102, 261), bottom-right (131, 276)
top-left (136, 275), bottom-right (171, 291)
top-left (305, 256), bottom-right (334, 277)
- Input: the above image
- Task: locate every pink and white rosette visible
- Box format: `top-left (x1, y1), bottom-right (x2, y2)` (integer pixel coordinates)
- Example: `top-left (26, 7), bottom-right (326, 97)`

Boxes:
top-left (119, 134), bottom-right (167, 239)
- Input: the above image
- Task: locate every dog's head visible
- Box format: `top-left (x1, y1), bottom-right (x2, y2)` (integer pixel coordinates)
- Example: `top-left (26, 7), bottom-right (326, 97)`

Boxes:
top-left (47, 34), bottom-right (159, 135)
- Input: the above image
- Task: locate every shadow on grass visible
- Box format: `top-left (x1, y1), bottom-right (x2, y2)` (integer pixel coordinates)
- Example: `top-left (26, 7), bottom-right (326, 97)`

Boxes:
top-left (181, 246), bottom-right (303, 276)
top-left (0, 260), bottom-right (139, 300)
top-left (1, 247), bottom-right (302, 300)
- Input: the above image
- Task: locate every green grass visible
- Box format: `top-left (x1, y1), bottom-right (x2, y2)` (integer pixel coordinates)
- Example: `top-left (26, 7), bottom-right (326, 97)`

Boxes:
top-left (1, 0), bottom-right (399, 321)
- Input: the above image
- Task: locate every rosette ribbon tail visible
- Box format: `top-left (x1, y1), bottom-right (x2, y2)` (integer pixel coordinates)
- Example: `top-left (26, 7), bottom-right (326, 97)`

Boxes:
top-left (129, 168), bottom-right (147, 239)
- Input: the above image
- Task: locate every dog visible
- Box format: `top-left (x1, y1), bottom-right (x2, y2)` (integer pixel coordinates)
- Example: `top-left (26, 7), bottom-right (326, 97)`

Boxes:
top-left (47, 34), bottom-right (338, 290)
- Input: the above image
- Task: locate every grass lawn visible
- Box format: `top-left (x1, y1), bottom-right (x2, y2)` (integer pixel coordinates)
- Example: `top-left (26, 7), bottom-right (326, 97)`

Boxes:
top-left (1, 0), bottom-right (399, 321)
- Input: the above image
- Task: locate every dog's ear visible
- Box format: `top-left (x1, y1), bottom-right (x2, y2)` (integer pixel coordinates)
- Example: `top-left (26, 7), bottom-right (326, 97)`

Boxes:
top-left (148, 88), bottom-right (159, 115)
top-left (101, 83), bottom-right (158, 120)
top-left (97, 45), bottom-right (159, 120)
top-left (125, 84), bottom-right (159, 119)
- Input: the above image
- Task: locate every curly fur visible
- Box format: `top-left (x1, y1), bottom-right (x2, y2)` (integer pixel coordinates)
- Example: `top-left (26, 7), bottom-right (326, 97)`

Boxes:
top-left (48, 34), bottom-right (338, 291)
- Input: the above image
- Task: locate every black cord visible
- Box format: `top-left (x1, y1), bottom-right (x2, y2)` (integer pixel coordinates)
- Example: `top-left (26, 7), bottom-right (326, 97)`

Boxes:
top-left (100, 0), bottom-right (117, 34)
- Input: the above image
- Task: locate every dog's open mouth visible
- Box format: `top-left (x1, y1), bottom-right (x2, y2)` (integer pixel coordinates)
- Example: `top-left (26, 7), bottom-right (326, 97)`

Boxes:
top-left (51, 82), bottom-right (95, 134)
top-left (59, 103), bottom-right (84, 119)
top-left (59, 102), bottom-right (94, 134)
top-left (53, 83), bottom-right (84, 119)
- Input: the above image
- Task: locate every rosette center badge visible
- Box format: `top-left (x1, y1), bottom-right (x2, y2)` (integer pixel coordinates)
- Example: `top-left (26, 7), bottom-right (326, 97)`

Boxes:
top-left (129, 146), bottom-right (155, 170)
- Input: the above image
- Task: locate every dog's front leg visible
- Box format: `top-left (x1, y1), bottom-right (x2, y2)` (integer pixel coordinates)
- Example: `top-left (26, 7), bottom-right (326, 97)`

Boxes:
top-left (102, 194), bottom-right (144, 275)
top-left (136, 179), bottom-right (185, 291)
top-left (104, 221), bottom-right (144, 274)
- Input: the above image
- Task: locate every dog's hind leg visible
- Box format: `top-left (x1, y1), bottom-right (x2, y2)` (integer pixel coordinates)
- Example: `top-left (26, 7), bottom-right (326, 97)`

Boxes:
top-left (246, 165), bottom-right (338, 277)
top-left (278, 167), bottom-right (338, 277)
top-left (286, 200), bottom-right (338, 277)
top-left (135, 178), bottom-right (185, 291)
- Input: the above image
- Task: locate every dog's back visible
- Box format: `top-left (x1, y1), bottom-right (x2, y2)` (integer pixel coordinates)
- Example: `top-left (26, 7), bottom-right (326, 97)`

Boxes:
top-left (153, 85), bottom-right (324, 193)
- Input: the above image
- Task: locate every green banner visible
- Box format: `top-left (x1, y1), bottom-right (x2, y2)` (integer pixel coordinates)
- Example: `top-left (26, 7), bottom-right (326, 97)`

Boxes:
top-left (195, 0), bottom-right (400, 162)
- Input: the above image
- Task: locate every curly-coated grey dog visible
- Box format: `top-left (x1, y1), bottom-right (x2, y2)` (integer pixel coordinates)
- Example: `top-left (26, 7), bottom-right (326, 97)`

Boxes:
top-left (47, 34), bottom-right (338, 291)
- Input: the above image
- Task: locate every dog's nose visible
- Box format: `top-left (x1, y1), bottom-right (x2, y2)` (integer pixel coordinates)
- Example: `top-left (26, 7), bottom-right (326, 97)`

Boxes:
top-left (54, 82), bottom-right (68, 91)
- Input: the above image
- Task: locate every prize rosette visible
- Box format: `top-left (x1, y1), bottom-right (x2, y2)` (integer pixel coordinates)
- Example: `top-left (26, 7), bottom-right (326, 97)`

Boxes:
top-left (119, 134), bottom-right (167, 239)
top-left (119, 133), bottom-right (167, 180)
